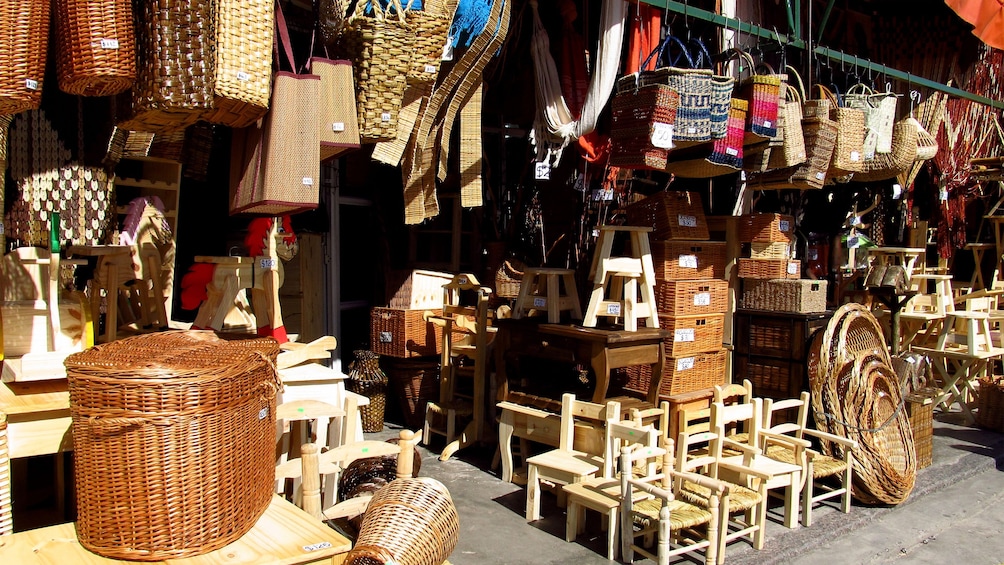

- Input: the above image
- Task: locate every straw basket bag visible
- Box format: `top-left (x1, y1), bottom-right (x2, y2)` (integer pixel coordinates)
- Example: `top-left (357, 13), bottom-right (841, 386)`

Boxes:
top-left (311, 57), bottom-right (362, 161)
top-left (118, 1), bottom-right (214, 133)
top-left (752, 113), bottom-right (838, 190)
top-left (639, 35), bottom-right (714, 144)
top-left (665, 98), bottom-right (747, 178)
top-left (853, 117), bottom-right (919, 182)
top-left (689, 39), bottom-right (735, 139)
top-left (845, 83), bottom-right (898, 159)
top-left (737, 52), bottom-right (783, 141)
top-left (406, 0), bottom-right (458, 85)
top-left (202, 0), bottom-right (275, 128)
top-left (609, 73), bottom-right (680, 170)
top-left (54, 0), bottom-right (135, 97)
top-left (0, 0), bottom-right (51, 114)
top-left (767, 66), bottom-right (807, 169)
top-left (339, 0), bottom-right (415, 142)
top-left (816, 84), bottom-right (866, 176)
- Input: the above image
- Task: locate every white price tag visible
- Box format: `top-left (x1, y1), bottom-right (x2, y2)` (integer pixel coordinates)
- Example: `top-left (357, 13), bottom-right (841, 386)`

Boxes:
top-left (424, 64), bottom-right (437, 74)
top-left (259, 257), bottom-right (278, 270)
top-left (693, 292), bottom-right (711, 306)
top-left (678, 214), bottom-right (697, 228)
top-left (850, 151), bottom-right (861, 162)
top-left (303, 542), bottom-right (333, 552)
top-left (848, 236), bottom-right (861, 249)
top-left (332, 122), bottom-right (345, 132)
top-left (100, 38), bottom-right (120, 49)
top-left (651, 122), bottom-right (674, 149)
top-left (687, 126), bottom-right (697, 134)
top-left (606, 303), bottom-right (622, 316)
top-left (379, 331), bottom-right (393, 343)
top-left (815, 172), bottom-right (825, 180)
top-left (725, 147), bottom-right (739, 156)
top-left (787, 262), bottom-right (799, 275)
top-left (533, 297), bottom-right (547, 308)
top-left (674, 328), bottom-right (695, 342)
top-left (535, 162), bottom-right (551, 180)
top-left (302, 177), bottom-right (314, 186)
top-left (381, 112), bottom-right (392, 122)
top-left (892, 183), bottom-right (903, 199)
top-left (678, 255), bottom-right (698, 269)
top-left (25, 79), bottom-right (38, 90)
top-left (258, 407), bottom-right (268, 420)
top-left (676, 357), bottom-right (695, 371)
top-left (779, 219), bottom-right (791, 232)
top-left (939, 187), bottom-right (949, 202)
top-left (763, 120), bottom-right (773, 128)
top-left (236, 70), bottom-right (250, 81)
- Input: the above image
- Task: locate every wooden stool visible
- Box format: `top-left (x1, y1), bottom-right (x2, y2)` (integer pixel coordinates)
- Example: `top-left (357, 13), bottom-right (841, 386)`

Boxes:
top-left (512, 267), bottom-right (582, 323)
top-left (583, 226), bottom-right (659, 331)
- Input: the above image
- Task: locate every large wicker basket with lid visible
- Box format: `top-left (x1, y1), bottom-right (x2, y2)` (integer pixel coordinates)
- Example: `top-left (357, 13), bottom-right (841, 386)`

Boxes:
top-left (66, 331), bottom-right (280, 560)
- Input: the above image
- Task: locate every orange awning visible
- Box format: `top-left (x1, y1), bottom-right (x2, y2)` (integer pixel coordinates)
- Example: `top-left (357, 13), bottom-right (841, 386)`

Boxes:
top-left (946, 0), bottom-right (1004, 50)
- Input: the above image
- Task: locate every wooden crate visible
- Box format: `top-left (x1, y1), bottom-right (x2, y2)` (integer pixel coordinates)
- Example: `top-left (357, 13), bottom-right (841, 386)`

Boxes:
top-left (370, 307), bottom-right (443, 358)
top-left (662, 314), bottom-right (725, 357)
top-left (625, 191), bottom-right (710, 241)
top-left (387, 269), bottom-right (453, 310)
top-left (652, 240), bottom-right (727, 281)
top-left (623, 349), bottom-right (727, 398)
top-left (654, 279), bottom-right (728, 317)
top-left (739, 212), bottom-right (795, 243)
top-left (738, 258), bottom-right (801, 280)
top-left (739, 278), bottom-right (827, 313)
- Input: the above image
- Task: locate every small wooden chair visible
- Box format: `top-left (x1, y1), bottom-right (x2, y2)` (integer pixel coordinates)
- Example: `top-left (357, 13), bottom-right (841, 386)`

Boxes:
top-left (524, 393), bottom-right (620, 522)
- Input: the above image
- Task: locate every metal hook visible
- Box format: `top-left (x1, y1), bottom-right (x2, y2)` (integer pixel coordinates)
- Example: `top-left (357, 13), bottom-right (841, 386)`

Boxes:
top-left (910, 89), bottom-right (922, 115)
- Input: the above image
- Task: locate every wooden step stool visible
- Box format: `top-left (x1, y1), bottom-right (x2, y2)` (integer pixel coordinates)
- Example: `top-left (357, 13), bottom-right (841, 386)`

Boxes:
top-left (582, 226), bottom-right (659, 331)
top-left (512, 267), bottom-right (582, 323)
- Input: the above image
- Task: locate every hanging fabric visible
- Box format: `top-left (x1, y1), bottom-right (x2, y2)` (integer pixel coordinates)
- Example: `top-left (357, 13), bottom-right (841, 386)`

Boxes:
top-left (528, 0), bottom-right (626, 166)
top-left (626, 2), bottom-right (661, 74)
top-left (558, 0), bottom-right (588, 118)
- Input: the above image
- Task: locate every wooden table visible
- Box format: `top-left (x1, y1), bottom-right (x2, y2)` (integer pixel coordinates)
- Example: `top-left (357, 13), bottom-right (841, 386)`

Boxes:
top-left (0, 494), bottom-right (352, 564)
top-left (867, 247), bottom-right (926, 281)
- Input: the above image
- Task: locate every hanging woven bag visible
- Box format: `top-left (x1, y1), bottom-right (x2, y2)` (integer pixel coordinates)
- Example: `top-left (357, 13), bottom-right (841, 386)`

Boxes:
top-left (54, 0), bottom-right (135, 96)
top-left (767, 65), bottom-right (807, 169)
top-left (689, 39), bottom-right (735, 140)
top-left (639, 34), bottom-right (713, 145)
top-left (664, 98), bottom-right (747, 178)
top-left (845, 83), bottom-right (898, 159)
top-left (608, 72), bottom-right (680, 171)
top-left (816, 84), bottom-right (866, 177)
top-left (0, 0), bottom-right (51, 114)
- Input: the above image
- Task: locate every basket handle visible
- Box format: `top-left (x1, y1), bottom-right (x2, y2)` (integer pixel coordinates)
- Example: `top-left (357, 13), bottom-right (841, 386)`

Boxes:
top-left (687, 37), bottom-right (714, 70)
top-left (785, 64), bottom-right (805, 100)
top-left (846, 82), bottom-right (874, 96)
top-left (275, 0), bottom-right (299, 73)
top-left (653, 34), bottom-right (695, 69)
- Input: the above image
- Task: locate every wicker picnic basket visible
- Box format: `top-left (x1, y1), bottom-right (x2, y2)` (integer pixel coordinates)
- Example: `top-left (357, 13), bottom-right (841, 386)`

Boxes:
top-left (0, 0), bottom-right (51, 114)
top-left (625, 190), bottom-right (709, 241)
top-left (202, 0), bottom-right (274, 128)
top-left (665, 98), bottom-right (747, 178)
top-left (748, 241), bottom-right (792, 259)
top-left (118, 1), bottom-right (215, 133)
top-left (407, 0), bottom-right (458, 84)
top-left (66, 331), bottom-right (280, 560)
top-left (54, 0), bottom-right (135, 96)
top-left (348, 350), bottom-right (389, 433)
top-left (339, 0), bottom-right (414, 142)
top-left (345, 477), bottom-right (459, 565)
top-left (495, 259), bottom-right (524, 298)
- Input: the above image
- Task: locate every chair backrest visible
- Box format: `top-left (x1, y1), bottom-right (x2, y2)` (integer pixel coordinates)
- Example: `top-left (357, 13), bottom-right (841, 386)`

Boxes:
top-left (0, 247), bottom-right (51, 301)
top-left (762, 391), bottom-right (810, 439)
top-left (674, 402), bottom-right (725, 483)
top-left (625, 400), bottom-right (670, 449)
top-left (712, 397), bottom-right (763, 449)
top-left (557, 393), bottom-right (620, 453)
top-left (603, 418), bottom-right (662, 479)
top-left (714, 378), bottom-right (753, 405)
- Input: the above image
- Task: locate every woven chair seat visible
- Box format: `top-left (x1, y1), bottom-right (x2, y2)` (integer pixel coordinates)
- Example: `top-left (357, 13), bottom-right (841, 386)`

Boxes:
top-left (679, 480), bottom-right (761, 512)
top-left (765, 444), bottom-right (847, 478)
top-left (425, 399), bottom-right (473, 417)
top-left (633, 497), bottom-right (714, 531)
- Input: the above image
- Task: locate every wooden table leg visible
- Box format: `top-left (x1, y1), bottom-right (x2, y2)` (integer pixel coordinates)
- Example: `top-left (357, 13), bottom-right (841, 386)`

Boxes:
top-left (499, 408), bottom-right (515, 483)
top-left (590, 345), bottom-right (610, 403)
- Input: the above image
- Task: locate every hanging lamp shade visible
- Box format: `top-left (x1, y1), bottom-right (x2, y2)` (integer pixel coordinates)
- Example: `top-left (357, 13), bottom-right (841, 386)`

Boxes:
top-left (945, 0), bottom-right (1004, 51)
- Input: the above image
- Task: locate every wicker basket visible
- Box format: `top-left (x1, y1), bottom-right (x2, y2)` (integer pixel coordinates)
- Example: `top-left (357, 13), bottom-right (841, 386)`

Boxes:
top-left (654, 279), bottom-right (728, 317)
top-left (739, 63), bottom-right (783, 140)
top-left (754, 116), bottom-right (838, 190)
top-left (371, 307), bottom-right (443, 358)
top-left (202, 0), bottom-right (274, 128)
top-left (66, 331), bottom-right (280, 560)
top-left (738, 258), bottom-right (801, 280)
top-left (495, 260), bottom-right (525, 299)
top-left (815, 85), bottom-right (866, 176)
top-left (345, 477), bottom-right (459, 565)
top-left (625, 191), bottom-right (709, 241)
top-left (906, 387), bottom-right (937, 469)
top-left (608, 80), bottom-right (680, 171)
top-left (748, 241), bottom-right (792, 259)
top-left (0, 0), bottom-right (51, 114)
top-left (54, 0), bottom-right (136, 96)
top-left (348, 350), bottom-right (389, 432)
top-left (406, 0), bottom-right (457, 84)
top-left (652, 240), bottom-right (727, 281)
top-left (118, 1), bottom-right (215, 133)
top-left (640, 66), bottom-right (714, 144)
top-left (739, 278), bottom-right (827, 313)
top-left (739, 213), bottom-right (795, 243)
top-left (662, 314), bottom-right (725, 357)
top-left (977, 375), bottom-right (1004, 433)
top-left (625, 348), bottom-right (727, 398)
top-left (767, 78), bottom-right (807, 169)
top-left (853, 117), bottom-right (920, 183)
top-left (384, 357), bottom-right (440, 429)
top-left (665, 98), bottom-right (747, 178)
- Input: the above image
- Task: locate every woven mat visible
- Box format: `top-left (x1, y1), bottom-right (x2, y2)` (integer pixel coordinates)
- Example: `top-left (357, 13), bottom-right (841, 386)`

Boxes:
top-left (460, 82), bottom-right (483, 207)
top-left (372, 82), bottom-right (432, 167)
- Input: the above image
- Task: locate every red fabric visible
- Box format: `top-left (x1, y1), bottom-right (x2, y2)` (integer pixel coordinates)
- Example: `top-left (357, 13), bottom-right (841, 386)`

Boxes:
top-left (244, 215), bottom-right (296, 256)
top-left (259, 324), bottom-right (289, 344)
top-left (627, 4), bottom-right (661, 74)
top-left (946, 0), bottom-right (1004, 50)
top-left (559, 0), bottom-right (588, 119)
top-left (179, 263), bottom-right (215, 311)
top-left (578, 131), bottom-right (610, 163)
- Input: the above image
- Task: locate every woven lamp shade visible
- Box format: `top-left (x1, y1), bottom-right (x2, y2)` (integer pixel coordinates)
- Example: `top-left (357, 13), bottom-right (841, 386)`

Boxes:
top-left (0, 0), bottom-right (51, 114)
top-left (54, 0), bottom-right (136, 96)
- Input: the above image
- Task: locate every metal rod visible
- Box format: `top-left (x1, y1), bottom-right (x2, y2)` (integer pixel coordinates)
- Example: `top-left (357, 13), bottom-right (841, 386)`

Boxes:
top-left (818, 0), bottom-right (836, 44)
top-left (784, 0), bottom-right (796, 39)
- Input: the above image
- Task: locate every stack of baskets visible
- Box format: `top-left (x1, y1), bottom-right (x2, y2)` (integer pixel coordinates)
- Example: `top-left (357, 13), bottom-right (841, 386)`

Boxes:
top-left (737, 212), bottom-right (828, 314)
top-left (624, 191), bottom-right (728, 398)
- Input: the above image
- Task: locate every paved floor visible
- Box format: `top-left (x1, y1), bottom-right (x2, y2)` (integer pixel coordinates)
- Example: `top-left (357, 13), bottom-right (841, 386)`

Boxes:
top-left (373, 409), bottom-right (1004, 565)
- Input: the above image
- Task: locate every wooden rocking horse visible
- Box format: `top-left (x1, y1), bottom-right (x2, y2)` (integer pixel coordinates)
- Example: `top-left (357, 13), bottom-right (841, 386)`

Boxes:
top-left (180, 216), bottom-right (297, 343)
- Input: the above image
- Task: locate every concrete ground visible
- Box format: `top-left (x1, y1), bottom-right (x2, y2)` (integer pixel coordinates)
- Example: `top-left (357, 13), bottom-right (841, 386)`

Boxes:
top-left (372, 409), bottom-right (1004, 565)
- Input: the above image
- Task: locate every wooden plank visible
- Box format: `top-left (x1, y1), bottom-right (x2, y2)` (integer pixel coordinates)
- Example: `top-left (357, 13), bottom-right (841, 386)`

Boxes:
top-left (298, 234), bottom-right (325, 342)
top-left (6, 416), bottom-right (73, 458)
top-left (0, 379), bottom-right (70, 415)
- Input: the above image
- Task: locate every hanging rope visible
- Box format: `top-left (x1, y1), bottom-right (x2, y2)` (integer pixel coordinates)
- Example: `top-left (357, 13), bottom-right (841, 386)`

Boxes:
top-left (528, 0), bottom-right (626, 166)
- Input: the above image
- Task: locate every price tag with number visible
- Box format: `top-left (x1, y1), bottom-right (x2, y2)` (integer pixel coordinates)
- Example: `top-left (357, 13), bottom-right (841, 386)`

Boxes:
top-left (25, 79), bottom-right (38, 90)
top-left (379, 331), bottom-right (393, 343)
top-left (381, 112), bottom-right (392, 122)
top-left (100, 38), bottom-right (120, 49)
top-left (535, 162), bottom-right (551, 180)
top-left (787, 262), bottom-right (799, 275)
top-left (302, 177), bottom-right (314, 186)
top-left (332, 122), bottom-right (345, 132)
top-left (424, 64), bottom-right (437, 74)
top-left (678, 255), bottom-right (698, 269)
top-left (260, 257), bottom-right (278, 270)
top-left (533, 297), bottom-right (547, 308)
top-left (693, 292), bottom-right (711, 306)
top-left (650, 122), bottom-right (674, 149)
top-left (725, 147), bottom-right (739, 156)
top-left (674, 328), bottom-right (695, 342)
top-left (606, 303), bottom-right (622, 316)
top-left (676, 357), bottom-right (695, 371)
top-left (678, 214), bottom-right (697, 228)
top-left (236, 70), bottom-right (250, 81)
top-left (779, 219), bottom-right (791, 232)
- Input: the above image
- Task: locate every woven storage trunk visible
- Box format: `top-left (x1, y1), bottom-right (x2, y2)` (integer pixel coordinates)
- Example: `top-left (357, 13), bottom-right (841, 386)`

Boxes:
top-left (739, 213), bottom-right (795, 243)
top-left (371, 307), bottom-right (443, 358)
top-left (388, 269), bottom-right (453, 310)
top-left (626, 348), bottom-right (727, 398)
top-left (906, 387), bottom-right (936, 469)
top-left (734, 355), bottom-right (803, 403)
top-left (0, 0), bottom-right (51, 114)
top-left (654, 279), bottom-right (728, 317)
top-left (66, 331), bottom-right (280, 560)
top-left (344, 477), bottom-right (459, 565)
top-left (977, 375), bottom-right (1004, 433)
top-left (652, 240), bottom-right (727, 281)
top-left (738, 258), bottom-right (801, 280)
top-left (202, 0), bottom-right (274, 128)
top-left (662, 314), bottom-right (725, 357)
top-left (54, 0), bottom-right (136, 96)
top-left (739, 278), bottom-right (827, 313)
top-left (119, 1), bottom-right (214, 133)
top-left (626, 190), bottom-right (709, 241)
top-left (748, 241), bottom-right (791, 259)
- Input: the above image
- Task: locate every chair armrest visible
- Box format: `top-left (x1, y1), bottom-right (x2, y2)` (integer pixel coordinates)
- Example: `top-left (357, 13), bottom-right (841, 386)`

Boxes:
top-left (760, 430), bottom-right (812, 449)
top-left (672, 469), bottom-right (728, 497)
top-left (722, 437), bottom-right (761, 456)
top-left (321, 495), bottom-right (372, 521)
top-left (718, 459), bottom-right (773, 481)
top-left (625, 477), bottom-right (674, 502)
top-left (802, 428), bottom-right (859, 450)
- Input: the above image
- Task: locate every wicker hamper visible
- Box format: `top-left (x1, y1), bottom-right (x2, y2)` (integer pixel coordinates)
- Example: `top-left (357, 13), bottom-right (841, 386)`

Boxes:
top-left (739, 213), bottom-right (795, 243)
top-left (739, 278), bottom-right (827, 313)
top-left (625, 348), bottom-right (727, 398)
top-left (654, 279), bottom-right (728, 317)
top-left (977, 375), bottom-right (1004, 433)
top-left (371, 307), bottom-right (443, 358)
top-left (384, 357), bottom-right (440, 429)
top-left (625, 191), bottom-right (710, 241)
top-left (906, 387), bottom-right (937, 469)
top-left (652, 240), bottom-right (727, 281)
top-left (65, 331), bottom-right (280, 560)
top-left (738, 258), bottom-right (801, 280)
top-left (662, 314), bottom-right (725, 357)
